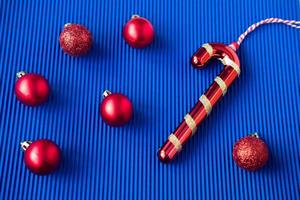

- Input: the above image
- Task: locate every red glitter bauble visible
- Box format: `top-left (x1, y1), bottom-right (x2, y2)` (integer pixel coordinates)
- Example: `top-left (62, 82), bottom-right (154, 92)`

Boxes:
top-left (100, 90), bottom-right (133, 126)
top-left (21, 140), bottom-right (61, 175)
top-left (123, 15), bottom-right (154, 48)
top-left (59, 23), bottom-right (93, 56)
top-left (232, 133), bottom-right (269, 171)
top-left (14, 71), bottom-right (50, 106)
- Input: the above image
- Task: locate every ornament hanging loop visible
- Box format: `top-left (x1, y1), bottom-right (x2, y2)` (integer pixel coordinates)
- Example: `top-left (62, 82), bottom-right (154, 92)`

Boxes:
top-left (16, 71), bottom-right (26, 79)
top-left (236, 18), bottom-right (300, 46)
top-left (251, 132), bottom-right (259, 138)
top-left (102, 90), bottom-right (112, 98)
top-left (20, 141), bottom-right (32, 151)
top-left (64, 23), bottom-right (72, 28)
top-left (131, 14), bottom-right (140, 19)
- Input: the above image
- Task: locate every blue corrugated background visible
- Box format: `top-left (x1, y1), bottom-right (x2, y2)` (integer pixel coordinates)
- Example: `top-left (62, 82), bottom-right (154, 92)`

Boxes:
top-left (0, 0), bottom-right (299, 199)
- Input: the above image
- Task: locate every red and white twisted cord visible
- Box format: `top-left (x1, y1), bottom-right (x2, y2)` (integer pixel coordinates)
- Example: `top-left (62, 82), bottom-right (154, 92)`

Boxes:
top-left (237, 18), bottom-right (300, 46)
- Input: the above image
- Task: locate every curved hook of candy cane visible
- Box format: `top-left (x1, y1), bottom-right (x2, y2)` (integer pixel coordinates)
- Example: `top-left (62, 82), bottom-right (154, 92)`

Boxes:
top-left (190, 43), bottom-right (241, 76)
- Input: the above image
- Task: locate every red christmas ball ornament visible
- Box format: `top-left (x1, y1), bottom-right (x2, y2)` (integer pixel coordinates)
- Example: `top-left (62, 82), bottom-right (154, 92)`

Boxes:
top-left (21, 139), bottom-right (61, 175)
top-left (14, 71), bottom-right (50, 106)
top-left (100, 90), bottom-right (133, 126)
top-left (59, 23), bottom-right (93, 56)
top-left (233, 133), bottom-right (269, 171)
top-left (123, 15), bottom-right (154, 48)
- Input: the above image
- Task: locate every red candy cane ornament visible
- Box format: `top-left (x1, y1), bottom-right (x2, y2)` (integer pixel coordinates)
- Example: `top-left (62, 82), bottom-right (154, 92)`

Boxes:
top-left (158, 18), bottom-right (300, 162)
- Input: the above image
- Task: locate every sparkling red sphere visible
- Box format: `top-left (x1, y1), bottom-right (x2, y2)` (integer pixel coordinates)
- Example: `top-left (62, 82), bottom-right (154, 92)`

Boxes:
top-left (123, 15), bottom-right (154, 48)
top-left (15, 72), bottom-right (50, 106)
top-left (100, 91), bottom-right (133, 126)
top-left (59, 23), bottom-right (93, 56)
top-left (23, 139), bottom-right (61, 175)
top-left (233, 134), bottom-right (269, 171)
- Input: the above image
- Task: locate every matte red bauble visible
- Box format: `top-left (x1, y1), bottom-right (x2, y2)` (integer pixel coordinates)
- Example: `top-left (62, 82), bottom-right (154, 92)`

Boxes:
top-left (100, 90), bottom-right (133, 126)
top-left (21, 140), bottom-right (61, 175)
top-left (59, 23), bottom-right (93, 56)
top-left (232, 133), bottom-right (269, 171)
top-left (123, 15), bottom-right (154, 48)
top-left (14, 71), bottom-right (50, 106)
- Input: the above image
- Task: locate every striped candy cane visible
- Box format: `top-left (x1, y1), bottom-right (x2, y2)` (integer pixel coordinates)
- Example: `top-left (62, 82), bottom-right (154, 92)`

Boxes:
top-left (158, 18), bottom-right (300, 162)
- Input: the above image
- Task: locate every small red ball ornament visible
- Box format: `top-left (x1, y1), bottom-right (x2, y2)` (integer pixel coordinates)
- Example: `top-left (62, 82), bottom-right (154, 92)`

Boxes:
top-left (14, 71), bottom-right (50, 106)
top-left (123, 15), bottom-right (154, 48)
top-left (21, 140), bottom-right (61, 175)
top-left (233, 133), bottom-right (269, 171)
top-left (100, 90), bottom-right (133, 126)
top-left (59, 23), bottom-right (93, 56)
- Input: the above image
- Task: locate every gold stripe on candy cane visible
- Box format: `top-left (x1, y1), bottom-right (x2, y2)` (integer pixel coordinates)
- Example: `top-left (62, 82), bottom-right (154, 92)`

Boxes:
top-left (202, 43), bottom-right (213, 56)
top-left (184, 114), bottom-right (197, 135)
top-left (199, 95), bottom-right (212, 115)
top-left (168, 134), bottom-right (182, 152)
top-left (220, 56), bottom-right (241, 76)
top-left (214, 76), bottom-right (227, 96)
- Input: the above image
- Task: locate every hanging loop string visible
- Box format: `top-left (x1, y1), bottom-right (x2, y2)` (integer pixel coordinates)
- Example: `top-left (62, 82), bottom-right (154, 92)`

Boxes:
top-left (236, 18), bottom-right (300, 46)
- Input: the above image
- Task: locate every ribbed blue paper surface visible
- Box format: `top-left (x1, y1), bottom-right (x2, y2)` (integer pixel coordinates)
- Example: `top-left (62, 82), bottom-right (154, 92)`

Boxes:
top-left (0, 0), bottom-right (299, 199)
